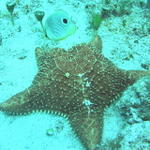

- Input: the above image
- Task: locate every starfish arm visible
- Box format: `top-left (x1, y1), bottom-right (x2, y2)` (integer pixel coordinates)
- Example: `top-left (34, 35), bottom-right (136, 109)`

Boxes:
top-left (69, 109), bottom-right (103, 150)
top-left (0, 85), bottom-right (37, 115)
top-left (126, 70), bottom-right (150, 81)
top-left (87, 53), bottom-right (150, 106)
top-left (0, 75), bottom-right (56, 115)
top-left (0, 74), bottom-right (65, 115)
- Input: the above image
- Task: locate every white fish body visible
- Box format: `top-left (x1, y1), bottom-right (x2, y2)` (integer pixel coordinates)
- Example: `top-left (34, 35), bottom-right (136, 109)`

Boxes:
top-left (45, 10), bottom-right (76, 41)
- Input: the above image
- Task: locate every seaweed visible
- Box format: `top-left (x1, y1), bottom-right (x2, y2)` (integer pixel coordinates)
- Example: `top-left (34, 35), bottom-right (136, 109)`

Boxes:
top-left (6, 0), bottom-right (16, 25)
top-left (91, 13), bottom-right (103, 30)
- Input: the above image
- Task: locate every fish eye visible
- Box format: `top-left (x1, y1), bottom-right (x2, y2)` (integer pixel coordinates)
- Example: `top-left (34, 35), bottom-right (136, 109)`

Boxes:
top-left (62, 18), bottom-right (68, 24)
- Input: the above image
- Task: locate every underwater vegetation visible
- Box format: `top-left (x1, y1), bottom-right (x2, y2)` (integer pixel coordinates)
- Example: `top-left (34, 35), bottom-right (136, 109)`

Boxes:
top-left (6, 0), bottom-right (16, 25)
top-left (90, 13), bottom-right (103, 31)
top-left (34, 10), bottom-right (47, 38)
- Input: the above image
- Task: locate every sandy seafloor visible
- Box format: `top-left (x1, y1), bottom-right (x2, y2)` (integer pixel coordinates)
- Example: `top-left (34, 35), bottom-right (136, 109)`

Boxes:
top-left (0, 0), bottom-right (150, 150)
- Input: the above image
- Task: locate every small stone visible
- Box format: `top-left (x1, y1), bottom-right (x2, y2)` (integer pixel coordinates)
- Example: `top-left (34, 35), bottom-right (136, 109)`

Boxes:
top-left (18, 56), bottom-right (27, 60)
top-left (17, 26), bottom-right (21, 32)
top-left (141, 63), bottom-right (149, 70)
top-left (55, 121), bottom-right (64, 133)
top-left (46, 128), bottom-right (55, 136)
top-left (65, 72), bottom-right (70, 78)
top-left (134, 40), bottom-right (139, 43)
top-left (0, 34), bottom-right (2, 46)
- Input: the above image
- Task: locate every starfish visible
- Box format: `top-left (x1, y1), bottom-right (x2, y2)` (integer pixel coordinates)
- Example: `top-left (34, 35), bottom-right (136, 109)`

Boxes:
top-left (0, 35), bottom-right (150, 150)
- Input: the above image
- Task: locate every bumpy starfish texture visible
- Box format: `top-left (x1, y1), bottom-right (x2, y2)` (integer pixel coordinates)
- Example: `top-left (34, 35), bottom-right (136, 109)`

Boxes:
top-left (0, 35), bottom-right (150, 150)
